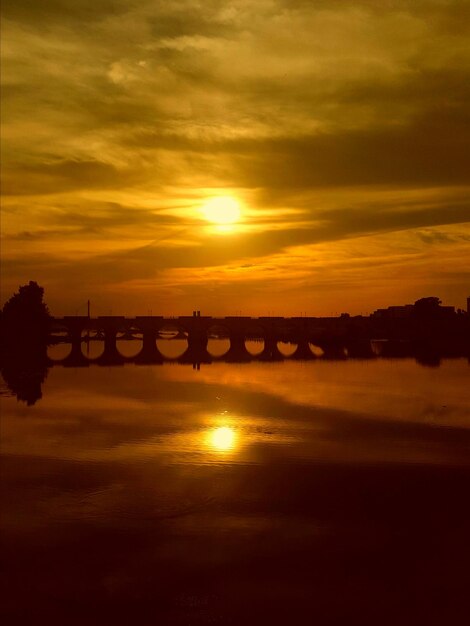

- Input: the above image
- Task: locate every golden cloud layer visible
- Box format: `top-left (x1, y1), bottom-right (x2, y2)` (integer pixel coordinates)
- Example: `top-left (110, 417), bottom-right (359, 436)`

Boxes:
top-left (2, 0), bottom-right (470, 313)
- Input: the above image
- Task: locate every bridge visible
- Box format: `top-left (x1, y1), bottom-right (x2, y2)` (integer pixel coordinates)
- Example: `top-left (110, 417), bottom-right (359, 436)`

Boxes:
top-left (50, 314), bottom-right (376, 366)
top-left (49, 312), bottom-right (469, 367)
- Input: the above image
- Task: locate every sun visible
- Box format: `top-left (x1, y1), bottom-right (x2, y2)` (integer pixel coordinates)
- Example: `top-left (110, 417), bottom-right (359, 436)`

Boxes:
top-left (209, 426), bottom-right (237, 452)
top-left (201, 196), bottom-right (242, 226)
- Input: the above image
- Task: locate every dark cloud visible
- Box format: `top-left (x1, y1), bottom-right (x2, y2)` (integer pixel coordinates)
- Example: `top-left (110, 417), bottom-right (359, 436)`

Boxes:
top-left (2, 160), bottom-right (144, 196)
top-left (2, 0), bottom-right (131, 25)
top-left (3, 207), bottom-right (185, 241)
top-left (55, 203), bottom-right (185, 229)
top-left (417, 230), bottom-right (465, 245)
top-left (211, 111), bottom-right (470, 190)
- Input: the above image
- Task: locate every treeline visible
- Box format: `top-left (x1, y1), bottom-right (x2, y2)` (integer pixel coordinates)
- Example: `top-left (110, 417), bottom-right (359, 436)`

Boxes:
top-left (0, 281), bottom-right (51, 406)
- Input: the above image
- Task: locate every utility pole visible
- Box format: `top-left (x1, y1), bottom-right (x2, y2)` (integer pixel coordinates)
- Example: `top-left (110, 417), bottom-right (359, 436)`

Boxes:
top-left (86, 300), bottom-right (91, 357)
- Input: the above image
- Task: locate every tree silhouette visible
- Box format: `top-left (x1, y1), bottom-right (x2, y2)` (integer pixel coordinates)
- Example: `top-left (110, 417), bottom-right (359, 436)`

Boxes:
top-left (1, 281), bottom-right (51, 347)
top-left (0, 281), bottom-right (51, 405)
top-left (1, 354), bottom-right (48, 406)
top-left (413, 297), bottom-right (442, 316)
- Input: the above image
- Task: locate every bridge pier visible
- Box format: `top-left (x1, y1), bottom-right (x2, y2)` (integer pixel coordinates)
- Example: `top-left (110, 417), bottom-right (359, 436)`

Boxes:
top-left (187, 329), bottom-right (208, 351)
top-left (135, 329), bottom-right (164, 364)
top-left (178, 343), bottom-right (211, 365)
top-left (260, 336), bottom-right (283, 360)
top-left (59, 338), bottom-right (90, 367)
top-left (69, 328), bottom-right (83, 354)
top-left (320, 341), bottom-right (348, 360)
top-left (225, 333), bottom-right (251, 362)
top-left (90, 317), bottom-right (126, 365)
top-left (95, 329), bottom-right (126, 365)
top-left (346, 339), bottom-right (375, 359)
top-left (61, 325), bottom-right (90, 367)
top-left (142, 329), bottom-right (158, 350)
top-left (292, 338), bottom-right (315, 360)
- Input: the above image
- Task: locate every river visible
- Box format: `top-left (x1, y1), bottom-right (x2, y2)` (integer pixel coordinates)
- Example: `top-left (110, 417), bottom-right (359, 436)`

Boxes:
top-left (1, 355), bottom-right (469, 625)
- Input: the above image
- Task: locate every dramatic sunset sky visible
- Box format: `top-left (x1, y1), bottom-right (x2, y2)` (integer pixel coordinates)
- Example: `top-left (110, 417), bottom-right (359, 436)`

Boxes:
top-left (2, 0), bottom-right (470, 315)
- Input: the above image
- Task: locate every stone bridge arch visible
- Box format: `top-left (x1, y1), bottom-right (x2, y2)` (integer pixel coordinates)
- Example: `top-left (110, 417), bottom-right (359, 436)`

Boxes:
top-left (206, 321), bottom-right (231, 358)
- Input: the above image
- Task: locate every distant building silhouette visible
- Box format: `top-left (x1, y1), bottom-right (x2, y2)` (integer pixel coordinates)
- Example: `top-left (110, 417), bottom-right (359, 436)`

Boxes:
top-left (372, 304), bottom-right (415, 319)
top-left (372, 297), bottom-right (455, 320)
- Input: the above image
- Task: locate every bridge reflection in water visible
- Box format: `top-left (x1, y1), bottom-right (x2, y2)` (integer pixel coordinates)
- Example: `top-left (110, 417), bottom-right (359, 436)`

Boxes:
top-left (46, 338), bottom-right (469, 369)
top-left (3, 314), bottom-right (467, 407)
top-left (2, 338), bottom-right (469, 408)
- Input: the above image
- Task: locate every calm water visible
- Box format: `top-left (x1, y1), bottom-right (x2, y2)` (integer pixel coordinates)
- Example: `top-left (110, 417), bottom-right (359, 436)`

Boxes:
top-left (1, 357), bottom-right (470, 625)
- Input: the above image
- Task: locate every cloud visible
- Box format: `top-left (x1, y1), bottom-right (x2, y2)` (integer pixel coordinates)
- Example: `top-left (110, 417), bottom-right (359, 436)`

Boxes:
top-left (1, 160), bottom-right (145, 196)
top-left (1, 0), bottom-right (470, 311)
top-left (2, 0), bottom-right (131, 25)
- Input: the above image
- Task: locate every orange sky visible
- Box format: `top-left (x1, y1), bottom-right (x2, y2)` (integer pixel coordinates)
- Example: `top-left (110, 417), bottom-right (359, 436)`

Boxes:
top-left (1, 0), bottom-right (470, 316)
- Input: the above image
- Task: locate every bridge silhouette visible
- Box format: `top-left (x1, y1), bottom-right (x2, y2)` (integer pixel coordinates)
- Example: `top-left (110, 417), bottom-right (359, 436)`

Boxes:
top-left (2, 313), bottom-right (468, 405)
top-left (49, 313), bottom-right (469, 368)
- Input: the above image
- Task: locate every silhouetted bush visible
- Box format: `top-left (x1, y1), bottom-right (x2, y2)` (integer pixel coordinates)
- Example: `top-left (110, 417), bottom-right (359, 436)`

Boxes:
top-left (1, 281), bottom-right (51, 348)
top-left (0, 282), bottom-right (51, 404)
top-left (1, 351), bottom-right (48, 405)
